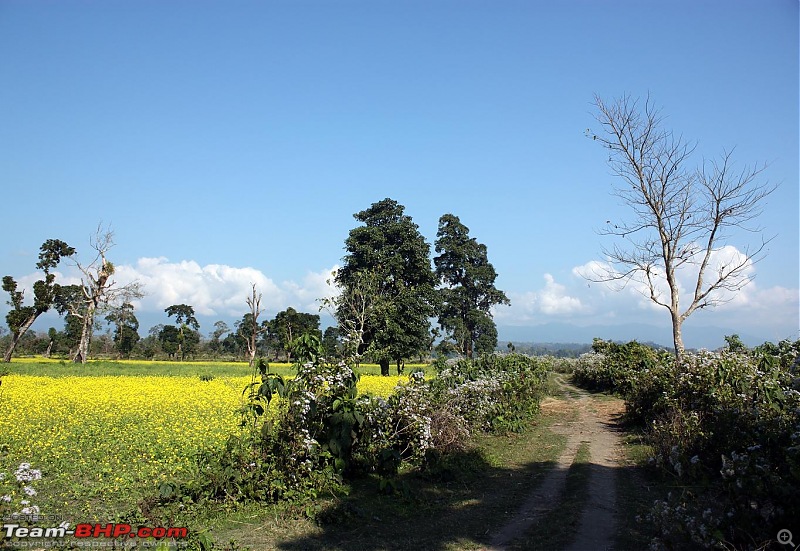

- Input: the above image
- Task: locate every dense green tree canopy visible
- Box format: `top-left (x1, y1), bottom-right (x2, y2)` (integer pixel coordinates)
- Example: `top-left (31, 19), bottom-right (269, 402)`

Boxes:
top-left (434, 214), bottom-right (509, 358)
top-left (165, 304), bottom-right (199, 360)
top-left (106, 302), bottom-right (140, 358)
top-left (322, 326), bottom-right (342, 359)
top-left (268, 307), bottom-right (321, 362)
top-left (158, 325), bottom-right (181, 358)
top-left (208, 320), bottom-right (231, 356)
top-left (335, 198), bottom-right (437, 375)
top-left (3, 239), bottom-right (75, 362)
top-left (165, 304), bottom-right (199, 331)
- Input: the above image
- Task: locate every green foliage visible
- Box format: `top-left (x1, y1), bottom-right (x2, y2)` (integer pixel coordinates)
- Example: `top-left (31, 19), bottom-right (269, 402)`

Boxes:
top-left (164, 340), bottom-right (363, 507)
top-left (105, 302), bottom-right (140, 358)
top-left (429, 354), bottom-right (549, 434)
top-left (164, 350), bottom-right (549, 516)
top-left (572, 339), bottom-right (668, 402)
top-left (164, 304), bottom-right (199, 330)
top-left (158, 325), bottom-right (181, 358)
top-left (3, 239), bottom-right (74, 361)
top-left (335, 198), bottom-right (437, 374)
top-left (573, 338), bottom-right (800, 548)
top-left (322, 326), bottom-right (342, 359)
top-left (434, 214), bottom-right (509, 358)
top-left (723, 333), bottom-right (747, 353)
top-left (268, 308), bottom-right (321, 361)
top-left (165, 304), bottom-right (200, 361)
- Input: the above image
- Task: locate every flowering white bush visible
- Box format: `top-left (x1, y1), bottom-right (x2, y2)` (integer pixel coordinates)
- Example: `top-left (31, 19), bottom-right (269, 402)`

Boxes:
top-left (0, 461), bottom-right (43, 522)
top-left (573, 338), bottom-right (800, 549)
top-left (170, 347), bottom-right (550, 508)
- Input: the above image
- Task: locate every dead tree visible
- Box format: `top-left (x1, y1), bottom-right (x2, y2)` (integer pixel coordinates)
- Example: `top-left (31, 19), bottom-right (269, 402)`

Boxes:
top-left (587, 94), bottom-right (774, 363)
top-left (70, 227), bottom-right (143, 363)
top-left (245, 284), bottom-right (267, 367)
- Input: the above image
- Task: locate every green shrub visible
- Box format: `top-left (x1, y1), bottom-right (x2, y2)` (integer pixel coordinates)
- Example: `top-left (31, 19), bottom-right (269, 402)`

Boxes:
top-left (572, 339), bottom-right (668, 399)
top-left (160, 351), bottom-right (550, 515)
top-left (634, 345), bottom-right (798, 549)
top-left (429, 353), bottom-right (548, 433)
top-left (572, 338), bottom-right (800, 549)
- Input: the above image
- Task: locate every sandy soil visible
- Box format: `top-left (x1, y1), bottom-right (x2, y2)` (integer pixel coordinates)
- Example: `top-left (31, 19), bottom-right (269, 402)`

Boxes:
top-left (485, 375), bottom-right (625, 551)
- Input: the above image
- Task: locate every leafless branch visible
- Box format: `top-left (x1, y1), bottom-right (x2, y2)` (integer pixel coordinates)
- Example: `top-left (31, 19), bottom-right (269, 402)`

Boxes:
top-left (586, 94), bottom-right (775, 361)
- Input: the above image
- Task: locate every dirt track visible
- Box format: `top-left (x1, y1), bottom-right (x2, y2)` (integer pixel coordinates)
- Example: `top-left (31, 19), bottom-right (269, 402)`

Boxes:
top-left (486, 375), bottom-right (625, 551)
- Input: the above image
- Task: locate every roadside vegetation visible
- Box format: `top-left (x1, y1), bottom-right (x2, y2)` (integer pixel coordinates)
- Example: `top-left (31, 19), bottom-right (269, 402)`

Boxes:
top-left (572, 337), bottom-right (800, 549)
top-left (0, 347), bottom-right (553, 549)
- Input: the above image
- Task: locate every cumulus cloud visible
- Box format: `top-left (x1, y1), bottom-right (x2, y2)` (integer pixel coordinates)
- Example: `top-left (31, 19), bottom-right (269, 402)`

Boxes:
top-left (492, 242), bottom-right (796, 342)
top-left (4, 249), bottom-right (795, 344)
top-left (568, 245), bottom-right (797, 337)
top-left (110, 257), bottom-right (339, 317)
top-left (496, 273), bottom-right (586, 324)
top-left (572, 244), bottom-right (758, 313)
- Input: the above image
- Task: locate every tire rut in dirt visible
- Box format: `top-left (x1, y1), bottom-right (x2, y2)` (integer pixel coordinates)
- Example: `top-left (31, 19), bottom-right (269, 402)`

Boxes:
top-left (485, 376), bottom-right (623, 551)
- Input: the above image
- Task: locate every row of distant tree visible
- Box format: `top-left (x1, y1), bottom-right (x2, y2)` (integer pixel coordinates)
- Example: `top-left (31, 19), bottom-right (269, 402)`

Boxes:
top-left (2, 199), bottom-right (510, 370)
top-left (0, 303), bottom-right (330, 362)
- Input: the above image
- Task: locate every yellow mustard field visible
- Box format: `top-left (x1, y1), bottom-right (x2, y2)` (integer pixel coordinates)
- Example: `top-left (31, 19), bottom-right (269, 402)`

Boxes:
top-left (0, 374), bottom-right (406, 518)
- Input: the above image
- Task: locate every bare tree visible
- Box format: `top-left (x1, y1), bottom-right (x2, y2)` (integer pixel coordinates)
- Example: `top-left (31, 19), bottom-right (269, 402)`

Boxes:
top-left (69, 226), bottom-right (144, 363)
top-left (587, 94), bottom-right (775, 363)
top-left (244, 283), bottom-right (267, 367)
top-left (320, 269), bottom-right (386, 366)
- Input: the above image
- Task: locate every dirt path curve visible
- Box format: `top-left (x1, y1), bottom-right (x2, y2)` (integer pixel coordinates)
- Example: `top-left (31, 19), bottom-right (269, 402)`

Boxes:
top-left (485, 375), bottom-right (625, 551)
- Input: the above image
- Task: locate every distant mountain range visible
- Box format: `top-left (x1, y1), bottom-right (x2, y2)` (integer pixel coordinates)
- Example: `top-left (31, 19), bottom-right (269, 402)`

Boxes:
top-left (496, 322), bottom-right (768, 350)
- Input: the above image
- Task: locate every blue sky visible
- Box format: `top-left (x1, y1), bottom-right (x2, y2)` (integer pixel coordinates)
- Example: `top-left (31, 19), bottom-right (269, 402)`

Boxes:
top-left (1, 0), bottom-right (797, 348)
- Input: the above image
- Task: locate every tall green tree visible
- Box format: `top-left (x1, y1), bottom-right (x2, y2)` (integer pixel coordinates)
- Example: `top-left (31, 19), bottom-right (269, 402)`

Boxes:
top-left (165, 304), bottom-right (199, 361)
top-left (158, 325), bottom-right (181, 359)
top-left (335, 198), bottom-right (437, 375)
top-left (105, 302), bottom-right (140, 358)
top-left (60, 310), bottom-right (84, 357)
top-left (322, 326), bottom-right (342, 359)
top-left (268, 307), bottom-right (321, 362)
top-left (2, 239), bottom-right (75, 362)
top-left (208, 320), bottom-right (230, 356)
top-left (434, 214), bottom-right (509, 359)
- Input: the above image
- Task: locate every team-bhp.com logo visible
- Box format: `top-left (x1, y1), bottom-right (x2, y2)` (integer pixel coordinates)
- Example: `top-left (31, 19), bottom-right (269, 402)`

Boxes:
top-left (3, 521), bottom-right (188, 540)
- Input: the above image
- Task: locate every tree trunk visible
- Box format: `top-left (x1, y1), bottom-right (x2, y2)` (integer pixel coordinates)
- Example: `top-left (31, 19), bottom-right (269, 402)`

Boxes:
top-left (671, 312), bottom-right (685, 366)
top-left (3, 315), bottom-right (37, 363)
top-left (247, 342), bottom-right (256, 368)
top-left (73, 309), bottom-right (95, 364)
top-left (379, 357), bottom-right (390, 376)
top-left (45, 340), bottom-right (53, 358)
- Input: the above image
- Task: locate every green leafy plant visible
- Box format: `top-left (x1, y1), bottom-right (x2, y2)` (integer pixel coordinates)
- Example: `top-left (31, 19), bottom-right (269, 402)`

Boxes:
top-left (573, 339), bottom-right (800, 548)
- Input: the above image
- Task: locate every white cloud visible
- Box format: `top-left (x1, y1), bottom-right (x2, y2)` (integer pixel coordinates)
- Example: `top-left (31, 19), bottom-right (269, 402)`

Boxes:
top-left (567, 245), bottom-right (797, 337)
top-left (571, 244), bottom-right (759, 312)
top-left (111, 257), bottom-right (339, 317)
top-left (539, 274), bottom-right (584, 315)
top-left (281, 265), bottom-right (340, 312)
top-left (496, 273), bottom-right (586, 324)
top-left (493, 243), bottom-right (797, 343)
top-left (4, 251), bottom-right (796, 344)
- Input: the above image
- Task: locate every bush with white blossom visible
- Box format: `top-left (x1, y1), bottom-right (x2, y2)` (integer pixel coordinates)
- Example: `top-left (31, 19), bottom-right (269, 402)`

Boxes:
top-left (0, 461), bottom-right (43, 522)
top-left (161, 338), bottom-right (550, 509)
top-left (573, 337), bottom-right (800, 549)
